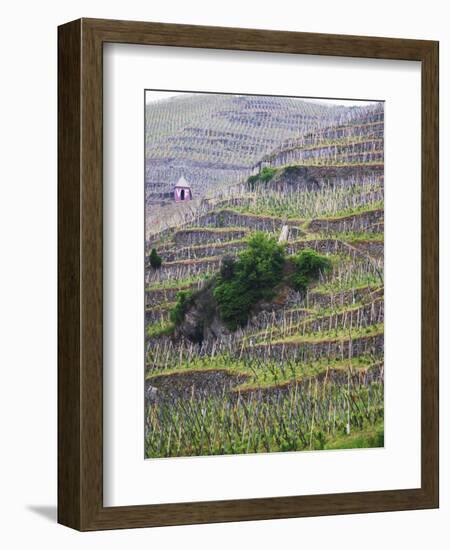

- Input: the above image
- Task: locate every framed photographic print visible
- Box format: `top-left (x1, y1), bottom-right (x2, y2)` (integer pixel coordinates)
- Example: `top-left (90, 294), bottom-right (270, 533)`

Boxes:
top-left (58, 18), bottom-right (439, 530)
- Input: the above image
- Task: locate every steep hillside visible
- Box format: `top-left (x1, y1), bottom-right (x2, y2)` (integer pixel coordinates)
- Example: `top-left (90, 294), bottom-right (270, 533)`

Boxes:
top-left (144, 97), bottom-right (384, 458)
top-left (145, 94), bottom-right (351, 201)
top-left (257, 102), bottom-right (384, 169)
top-left (145, 97), bottom-right (383, 238)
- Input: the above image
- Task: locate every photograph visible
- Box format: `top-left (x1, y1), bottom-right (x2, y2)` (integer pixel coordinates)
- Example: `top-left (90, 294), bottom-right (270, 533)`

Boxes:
top-left (0, 0), bottom-right (441, 539)
top-left (144, 91), bottom-right (385, 458)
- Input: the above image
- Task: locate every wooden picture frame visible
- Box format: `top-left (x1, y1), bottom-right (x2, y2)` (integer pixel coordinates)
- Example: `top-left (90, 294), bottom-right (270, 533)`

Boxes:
top-left (58, 18), bottom-right (439, 531)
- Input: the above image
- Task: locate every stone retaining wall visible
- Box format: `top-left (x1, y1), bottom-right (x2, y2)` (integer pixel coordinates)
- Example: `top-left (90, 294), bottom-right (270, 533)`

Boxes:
top-left (307, 286), bottom-right (384, 310)
top-left (287, 238), bottom-right (350, 256)
top-left (145, 307), bottom-right (171, 324)
top-left (308, 209), bottom-right (383, 234)
top-left (351, 240), bottom-right (384, 258)
top-left (160, 240), bottom-right (246, 262)
top-left (196, 210), bottom-right (286, 232)
top-left (147, 258), bottom-right (222, 284)
top-left (174, 228), bottom-right (248, 246)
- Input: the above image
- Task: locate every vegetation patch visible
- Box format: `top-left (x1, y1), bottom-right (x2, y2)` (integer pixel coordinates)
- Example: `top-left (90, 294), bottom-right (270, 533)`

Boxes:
top-left (144, 96), bottom-right (385, 458)
top-left (247, 166), bottom-right (278, 188)
top-left (311, 204), bottom-right (383, 222)
top-left (165, 234), bottom-right (335, 335)
top-left (147, 320), bottom-right (175, 338)
top-left (146, 274), bottom-right (209, 292)
top-left (145, 371), bottom-right (384, 457)
top-left (260, 322), bottom-right (384, 346)
top-left (233, 178), bottom-right (383, 221)
top-left (340, 232), bottom-right (384, 244)
top-left (324, 420), bottom-right (384, 450)
top-left (169, 290), bottom-right (194, 325)
top-left (146, 353), bottom-right (381, 393)
top-left (289, 249), bottom-right (332, 292)
top-left (149, 248), bottom-right (162, 269)
top-left (214, 232), bottom-right (285, 330)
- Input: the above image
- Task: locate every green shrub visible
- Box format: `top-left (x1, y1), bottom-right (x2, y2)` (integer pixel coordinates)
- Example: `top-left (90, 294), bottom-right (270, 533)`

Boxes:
top-left (259, 166), bottom-right (277, 182)
top-left (147, 320), bottom-right (174, 338)
top-left (149, 248), bottom-right (162, 269)
top-left (247, 166), bottom-right (277, 188)
top-left (214, 232), bottom-right (285, 330)
top-left (290, 249), bottom-right (332, 292)
top-left (169, 290), bottom-right (193, 325)
top-left (220, 255), bottom-right (235, 281)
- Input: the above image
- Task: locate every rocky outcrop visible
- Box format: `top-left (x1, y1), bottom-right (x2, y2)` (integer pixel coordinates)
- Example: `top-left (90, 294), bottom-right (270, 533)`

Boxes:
top-left (256, 164), bottom-right (384, 193)
top-left (174, 280), bottom-right (229, 344)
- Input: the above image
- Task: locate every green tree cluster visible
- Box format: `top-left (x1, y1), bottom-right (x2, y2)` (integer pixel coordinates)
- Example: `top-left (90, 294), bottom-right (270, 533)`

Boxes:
top-left (247, 166), bottom-right (278, 188)
top-left (169, 290), bottom-right (193, 325)
top-left (214, 232), bottom-right (285, 330)
top-left (289, 248), bottom-right (332, 292)
top-left (168, 237), bottom-right (332, 334)
top-left (149, 248), bottom-right (162, 269)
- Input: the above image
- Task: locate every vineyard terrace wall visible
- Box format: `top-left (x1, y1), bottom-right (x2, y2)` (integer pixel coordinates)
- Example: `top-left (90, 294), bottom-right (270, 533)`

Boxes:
top-left (174, 228), bottom-right (249, 246)
top-left (244, 333), bottom-right (384, 362)
top-left (308, 208), bottom-right (384, 234)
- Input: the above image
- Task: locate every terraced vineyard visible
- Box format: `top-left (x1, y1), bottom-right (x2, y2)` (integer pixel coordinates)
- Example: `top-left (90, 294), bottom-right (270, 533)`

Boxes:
top-left (144, 93), bottom-right (384, 458)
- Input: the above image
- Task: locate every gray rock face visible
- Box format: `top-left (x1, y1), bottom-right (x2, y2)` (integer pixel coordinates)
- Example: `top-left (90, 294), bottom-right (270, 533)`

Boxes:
top-left (174, 280), bottom-right (230, 344)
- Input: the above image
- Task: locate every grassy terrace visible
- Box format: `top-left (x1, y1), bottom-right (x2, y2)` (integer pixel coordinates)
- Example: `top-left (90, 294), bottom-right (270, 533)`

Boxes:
top-left (312, 274), bottom-right (383, 294)
top-left (215, 204), bottom-right (382, 227)
top-left (233, 180), bottom-right (383, 221)
top-left (192, 212), bottom-right (383, 243)
top-left (308, 204), bottom-right (383, 223)
top-left (145, 301), bottom-right (175, 313)
top-left (290, 137), bottom-right (383, 153)
top-left (265, 137), bottom-right (384, 158)
top-left (324, 420), bottom-right (384, 450)
top-left (145, 384), bottom-right (384, 457)
top-left (199, 208), bottom-right (301, 223)
top-left (169, 237), bottom-right (247, 251)
top-left (244, 297), bottom-right (384, 342)
top-left (269, 161), bottom-right (383, 170)
top-left (337, 232), bottom-right (384, 244)
top-left (159, 255), bottom-right (222, 267)
top-left (146, 274), bottom-right (210, 292)
top-left (147, 319), bottom-right (175, 338)
top-left (263, 126), bottom-right (384, 159)
top-left (175, 226), bottom-right (250, 234)
top-left (308, 284), bottom-right (384, 308)
top-left (146, 353), bottom-right (382, 392)
top-left (248, 322), bottom-right (384, 347)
